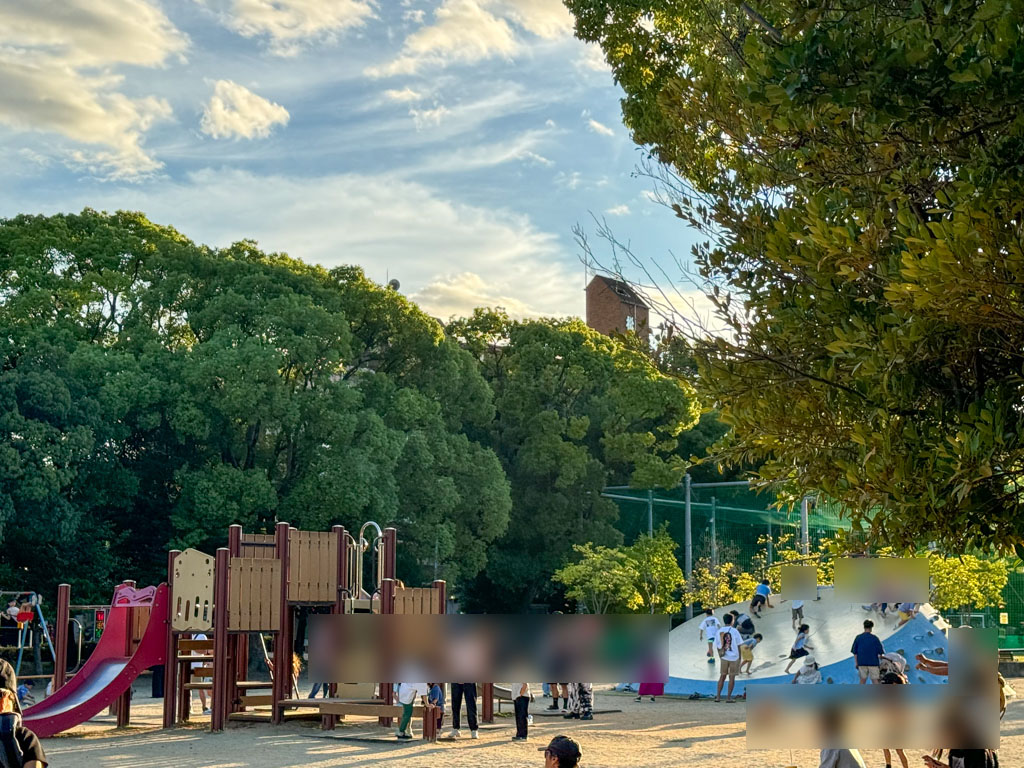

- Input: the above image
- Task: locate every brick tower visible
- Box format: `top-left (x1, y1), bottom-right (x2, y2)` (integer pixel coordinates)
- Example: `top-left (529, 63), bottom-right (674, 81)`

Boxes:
top-left (585, 276), bottom-right (650, 339)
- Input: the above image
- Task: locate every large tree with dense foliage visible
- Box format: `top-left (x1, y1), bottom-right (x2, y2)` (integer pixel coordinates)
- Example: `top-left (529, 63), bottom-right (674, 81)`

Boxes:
top-left (568, 0), bottom-right (1024, 554)
top-left (0, 210), bottom-right (510, 600)
top-left (450, 309), bottom-right (700, 610)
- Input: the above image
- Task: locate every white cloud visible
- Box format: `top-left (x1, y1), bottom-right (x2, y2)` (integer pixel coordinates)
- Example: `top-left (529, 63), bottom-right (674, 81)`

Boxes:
top-left (407, 128), bottom-right (556, 174)
top-left (410, 105), bottom-right (452, 129)
top-left (412, 272), bottom-right (555, 320)
top-left (491, 0), bottom-right (573, 39)
top-left (367, 0), bottom-right (517, 76)
top-left (403, 9), bottom-right (426, 23)
top-left (587, 118), bottom-right (615, 137)
top-left (0, 0), bottom-right (186, 178)
top-left (200, 80), bottom-right (290, 139)
top-left (577, 42), bottom-right (610, 73)
top-left (5, 168), bottom-right (582, 318)
top-left (605, 204), bottom-right (630, 216)
top-left (555, 171), bottom-right (582, 190)
top-left (210, 0), bottom-right (376, 56)
top-left (384, 87), bottom-right (424, 102)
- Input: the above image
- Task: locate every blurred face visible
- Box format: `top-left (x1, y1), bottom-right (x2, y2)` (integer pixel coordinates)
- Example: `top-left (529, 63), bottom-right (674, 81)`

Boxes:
top-left (544, 750), bottom-right (557, 768)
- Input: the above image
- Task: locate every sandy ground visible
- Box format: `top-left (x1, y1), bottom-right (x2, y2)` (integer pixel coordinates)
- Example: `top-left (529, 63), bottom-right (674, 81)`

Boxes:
top-left (39, 678), bottom-right (1024, 768)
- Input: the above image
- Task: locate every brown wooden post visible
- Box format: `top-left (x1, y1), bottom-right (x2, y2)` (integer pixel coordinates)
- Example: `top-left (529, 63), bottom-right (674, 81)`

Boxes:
top-left (227, 526), bottom-right (244, 714)
top-left (163, 550), bottom-right (180, 728)
top-left (211, 548), bottom-right (230, 732)
top-left (322, 524), bottom-right (346, 731)
top-left (53, 584), bottom-right (70, 693)
top-left (481, 682), bottom-right (494, 723)
top-left (382, 527), bottom-right (397, 581)
top-left (378, 577), bottom-right (396, 727)
top-left (272, 522), bottom-right (292, 725)
top-left (116, 580), bottom-right (136, 728)
top-left (432, 580), bottom-right (446, 615)
top-left (178, 634), bottom-right (191, 723)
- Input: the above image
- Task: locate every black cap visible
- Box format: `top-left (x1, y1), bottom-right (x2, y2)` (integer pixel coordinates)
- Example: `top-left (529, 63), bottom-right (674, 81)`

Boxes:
top-left (0, 659), bottom-right (21, 715)
top-left (539, 734), bottom-right (581, 760)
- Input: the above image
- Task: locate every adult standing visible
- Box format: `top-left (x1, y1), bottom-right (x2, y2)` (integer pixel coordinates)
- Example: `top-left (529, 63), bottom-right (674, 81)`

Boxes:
top-left (714, 613), bottom-right (743, 703)
top-left (447, 683), bottom-right (479, 739)
top-left (636, 681), bottom-right (664, 702)
top-left (850, 619), bottom-right (884, 684)
top-left (564, 683), bottom-right (593, 720)
top-left (546, 683), bottom-right (568, 712)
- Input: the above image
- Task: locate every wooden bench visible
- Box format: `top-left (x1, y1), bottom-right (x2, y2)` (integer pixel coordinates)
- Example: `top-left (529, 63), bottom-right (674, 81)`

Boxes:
top-left (309, 698), bottom-right (437, 741)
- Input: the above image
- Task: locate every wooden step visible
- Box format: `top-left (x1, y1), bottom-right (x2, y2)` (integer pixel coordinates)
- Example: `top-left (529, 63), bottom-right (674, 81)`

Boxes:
top-left (240, 695), bottom-right (273, 707)
top-left (184, 683), bottom-right (212, 691)
top-left (178, 639), bottom-right (214, 652)
top-left (317, 702), bottom-right (425, 718)
top-left (176, 654), bottom-right (214, 662)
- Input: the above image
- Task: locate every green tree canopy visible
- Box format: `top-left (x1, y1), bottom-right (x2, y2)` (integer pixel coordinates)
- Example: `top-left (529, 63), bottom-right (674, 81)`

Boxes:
top-left (451, 309), bottom-right (700, 610)
top-left (568, 0), bottom-right (1024, 554)
top-left (0, 210), bottom-right (510, 600)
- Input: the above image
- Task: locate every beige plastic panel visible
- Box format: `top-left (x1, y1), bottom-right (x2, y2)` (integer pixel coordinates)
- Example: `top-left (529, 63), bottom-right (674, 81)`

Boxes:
top-left (171, 548), bottom-right (215, 632)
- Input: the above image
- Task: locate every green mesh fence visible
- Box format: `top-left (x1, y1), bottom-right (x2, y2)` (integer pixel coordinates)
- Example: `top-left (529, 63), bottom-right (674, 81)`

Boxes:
top-left (606, 483), bottom-right (1024, 648)
top-left (605, 482), bottom-right (850, 573)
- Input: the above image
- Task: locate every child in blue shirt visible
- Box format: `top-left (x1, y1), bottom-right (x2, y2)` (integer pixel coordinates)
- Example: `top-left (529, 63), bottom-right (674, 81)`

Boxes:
top-left (428, 683), bottom-right (445, 734)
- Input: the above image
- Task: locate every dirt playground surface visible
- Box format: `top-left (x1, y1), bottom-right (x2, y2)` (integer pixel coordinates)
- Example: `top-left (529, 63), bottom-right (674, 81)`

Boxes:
top-left (40, 679), bottom-right (1024, 768)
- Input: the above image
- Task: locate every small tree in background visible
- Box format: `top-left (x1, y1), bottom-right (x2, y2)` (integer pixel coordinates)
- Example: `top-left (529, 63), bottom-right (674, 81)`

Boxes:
top-left (928, 553), bottom-right (1009, 614)
top-left (624, 526), bottom-right (684, 614)
top-left (681, 558), bottom-right (758, 608)
top-left (553, 543), bottom-right (634, 614)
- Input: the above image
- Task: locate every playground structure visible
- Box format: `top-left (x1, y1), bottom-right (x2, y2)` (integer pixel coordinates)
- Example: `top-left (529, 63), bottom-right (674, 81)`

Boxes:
top-left (23, 520), bottom-right (499, 740)
top-left (0, 591), bottom-right (58, 677)
top-left (23, 583), bottom-right (167, 737)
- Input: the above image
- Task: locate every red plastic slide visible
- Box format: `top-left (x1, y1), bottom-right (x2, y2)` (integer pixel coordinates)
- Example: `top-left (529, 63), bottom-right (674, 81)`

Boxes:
top-left (23, 583), bottom-right (168, 738)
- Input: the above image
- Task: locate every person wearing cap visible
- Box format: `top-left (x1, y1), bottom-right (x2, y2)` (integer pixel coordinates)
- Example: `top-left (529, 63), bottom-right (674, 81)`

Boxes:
top-left (0, 660), bottom-right (47, 767)
top-left (791, 655), bottom-right (822, 684)
top-left (539, 734), bottom-right (581, 767)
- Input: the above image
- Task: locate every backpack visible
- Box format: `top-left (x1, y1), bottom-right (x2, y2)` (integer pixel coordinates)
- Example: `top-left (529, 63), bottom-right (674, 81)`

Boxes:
top-left (0, 713), bottom-right (23, 768)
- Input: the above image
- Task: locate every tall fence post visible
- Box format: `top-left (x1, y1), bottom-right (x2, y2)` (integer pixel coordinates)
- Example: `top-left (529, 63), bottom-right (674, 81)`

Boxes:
top-left (684, 474), bottom-right (693, 621)
top-left (646, 490), bottom-right (654, 537)
top-left (800, 496), bottom-right (810, 556)
top-left (710, 497), bottom-right (718, 570)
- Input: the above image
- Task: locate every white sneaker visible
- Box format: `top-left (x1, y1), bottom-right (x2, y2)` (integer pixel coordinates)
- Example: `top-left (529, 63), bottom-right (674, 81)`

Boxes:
top-left (470, 730), bottom-right (479, 740)
top-left (447, 729), bottom-right (461, 739)
top-left (527, 714), bottom-right (534, 725)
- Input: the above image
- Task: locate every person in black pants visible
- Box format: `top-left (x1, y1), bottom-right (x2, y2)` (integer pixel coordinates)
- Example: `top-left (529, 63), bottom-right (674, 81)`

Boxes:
top-left (512, 682), bottom-right (532, 741)
top-left (447, 683), bottom-right (479, 739)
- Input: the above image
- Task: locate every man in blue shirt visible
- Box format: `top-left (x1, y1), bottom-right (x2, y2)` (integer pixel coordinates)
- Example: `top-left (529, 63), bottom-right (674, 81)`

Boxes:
top-left (850, 619), bottom-right (885, 684)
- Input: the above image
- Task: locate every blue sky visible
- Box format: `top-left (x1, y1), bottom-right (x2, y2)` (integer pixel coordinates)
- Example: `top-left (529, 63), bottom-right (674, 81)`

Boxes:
top-left (0, 0), bottom-right (703, 321)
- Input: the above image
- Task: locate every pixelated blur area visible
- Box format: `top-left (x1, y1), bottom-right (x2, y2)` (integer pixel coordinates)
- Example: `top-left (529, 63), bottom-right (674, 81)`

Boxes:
top-left (746, 628), bottom-right (1000, 750)
top-left (308, 614), bottom-right (668, 684)
top-left (833, 557), bottom-right (929, 603)
top-left (779, 564), bottom-right (818, 599)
